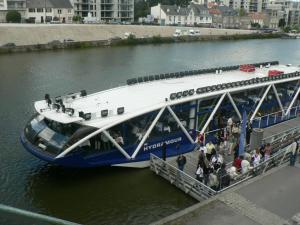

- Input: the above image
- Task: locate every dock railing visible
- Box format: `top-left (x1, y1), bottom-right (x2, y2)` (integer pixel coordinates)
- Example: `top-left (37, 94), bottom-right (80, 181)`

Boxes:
top-left (150, 154), bottom-right (217, 201)
top-left (150, 123), bottom-right (300, 201)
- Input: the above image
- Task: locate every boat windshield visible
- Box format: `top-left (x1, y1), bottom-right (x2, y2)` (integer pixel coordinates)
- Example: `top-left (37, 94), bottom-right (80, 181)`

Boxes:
top-left (24, 114), bottom-right (96, 155)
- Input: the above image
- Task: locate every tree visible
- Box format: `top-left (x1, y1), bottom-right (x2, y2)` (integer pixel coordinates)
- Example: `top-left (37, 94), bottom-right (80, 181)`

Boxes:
top-left (72, 15), bottom-right (82, 23)
top-left (251, 22), bottom-right (261, 29)
top-left (134, 1), bottom-right (149, 21)
top-left (238, 8), bottom-right (247, 17)
top-left (283, 26), bottom-right (291, 33)
top-left (278, 18), bottom-right (285, 28)
top-left (6, 10), bottom-right (21, 23)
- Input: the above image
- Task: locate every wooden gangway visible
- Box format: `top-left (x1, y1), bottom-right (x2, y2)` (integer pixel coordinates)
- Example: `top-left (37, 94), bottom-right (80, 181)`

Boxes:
top-left (150, 117), bottom-right (300, 201)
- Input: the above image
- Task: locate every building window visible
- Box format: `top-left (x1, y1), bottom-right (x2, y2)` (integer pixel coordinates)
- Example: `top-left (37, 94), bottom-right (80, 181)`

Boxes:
top-left (46, 8), bottom-right (52, 13)
top-left (68, 9), bottom-right (72, 13)
top-left (58, 9), bottom-right (62, 14)
top-left (29, 8), bottom-right (35, 12)
top-left (169, 16), bottom-right (171, 21)
top-left (37, 8), bottom-right (43, 12)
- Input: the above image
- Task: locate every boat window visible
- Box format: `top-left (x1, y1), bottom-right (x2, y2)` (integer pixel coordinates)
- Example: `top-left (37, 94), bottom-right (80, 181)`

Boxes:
top-left (147, 102), bottom-right (196, 142)
top-left (275, 81), bottom-right (298, 107)
top-left (24, 114), bottom-right (97, 155)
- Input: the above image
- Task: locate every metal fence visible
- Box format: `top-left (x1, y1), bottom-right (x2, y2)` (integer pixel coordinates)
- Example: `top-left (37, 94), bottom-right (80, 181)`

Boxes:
top-left (150, 154), bottom-right (217, 201)
top-left (150, 125), bottom-right (300, 201)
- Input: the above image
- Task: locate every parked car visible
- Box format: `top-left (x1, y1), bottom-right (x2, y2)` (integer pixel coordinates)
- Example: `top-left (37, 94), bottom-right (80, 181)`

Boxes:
top-left (173, 29), bottom-right (182, 37)
top-left (188, 29), bottom-right (200, 36)
top-left (123, 32), bottom-right (136, 39)
top-left (63, 38), bottom-right (75, 43)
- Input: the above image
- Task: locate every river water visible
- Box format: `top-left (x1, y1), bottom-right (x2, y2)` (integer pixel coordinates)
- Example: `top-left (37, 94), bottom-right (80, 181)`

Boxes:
top-left (0, 39), bottom-right (300, 225)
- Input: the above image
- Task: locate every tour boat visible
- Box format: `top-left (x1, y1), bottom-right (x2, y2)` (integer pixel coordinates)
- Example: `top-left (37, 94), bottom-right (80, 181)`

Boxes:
top-left (21, 61), bottom-right (300, 168)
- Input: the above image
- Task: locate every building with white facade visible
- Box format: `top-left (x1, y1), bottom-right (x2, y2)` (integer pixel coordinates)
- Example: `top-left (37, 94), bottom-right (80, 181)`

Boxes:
top-left (73, 0), bottom-right (133, 22)
top-left (151, 3), bottom-right (212, 26)
top-left (26, 0), bottom-right (73, 23)
top-left (223, 0), bottom-right (267, 13)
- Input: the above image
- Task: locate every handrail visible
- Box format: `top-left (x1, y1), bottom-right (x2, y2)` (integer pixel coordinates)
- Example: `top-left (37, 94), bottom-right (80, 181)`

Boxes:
top-left (0, 204), bottom-right (80, 225)
top-left (150, 153), bottom-right (217, 198)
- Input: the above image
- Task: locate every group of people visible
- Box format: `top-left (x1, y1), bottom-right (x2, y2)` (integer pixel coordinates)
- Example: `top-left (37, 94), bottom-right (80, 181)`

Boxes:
top-left (194, 136), bottom-right (277, 190)
top-left (195, 142), bottom-right (230, 191)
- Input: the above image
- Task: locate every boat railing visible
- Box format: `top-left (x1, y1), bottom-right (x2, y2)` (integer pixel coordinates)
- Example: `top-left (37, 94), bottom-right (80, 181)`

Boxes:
top-left (252, 105), bottom-right (300, 128)
top-left (195, 105), bottom-right (300, 144)
top-left (0, 203), bottom-right (80, 225)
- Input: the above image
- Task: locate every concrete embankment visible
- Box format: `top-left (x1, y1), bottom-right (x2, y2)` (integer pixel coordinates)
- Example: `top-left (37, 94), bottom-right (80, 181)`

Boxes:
top-left (0, 24), bottom-right (279, 53)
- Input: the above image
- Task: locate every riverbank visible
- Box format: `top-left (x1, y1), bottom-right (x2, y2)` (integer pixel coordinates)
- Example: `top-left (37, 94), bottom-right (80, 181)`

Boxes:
top-left (0, 23), bottom-right (281, 54)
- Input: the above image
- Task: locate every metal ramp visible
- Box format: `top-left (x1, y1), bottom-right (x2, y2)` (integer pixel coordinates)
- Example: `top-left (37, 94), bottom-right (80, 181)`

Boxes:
top-left (150, 118), bottom-right (300, 202)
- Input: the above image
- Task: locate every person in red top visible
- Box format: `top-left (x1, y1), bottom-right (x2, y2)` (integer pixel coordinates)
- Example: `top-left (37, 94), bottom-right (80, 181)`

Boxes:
top-left (264, 143), bottom-right (272, 161)
top-left (197, 132), bottom-right (204, 146)
top-left (232, 153), bottom-right (242, 171)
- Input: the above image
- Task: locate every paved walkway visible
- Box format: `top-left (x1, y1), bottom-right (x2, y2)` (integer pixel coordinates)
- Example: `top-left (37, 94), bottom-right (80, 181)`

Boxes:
top-left (263, 117), bottom-right (300, 138)
top-left (151, 164), bottom-right (300, 225)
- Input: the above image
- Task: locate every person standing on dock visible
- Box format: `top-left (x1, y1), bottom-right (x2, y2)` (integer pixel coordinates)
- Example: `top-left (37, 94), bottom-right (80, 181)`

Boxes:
top-left (290, 139), bottom-right (299, 166)
top-left (162, 143), bottom-right (167, 161)
top-left (176, 154), bottom-right (186, 171)
top-left (206, 141), bottom-right (215, 161)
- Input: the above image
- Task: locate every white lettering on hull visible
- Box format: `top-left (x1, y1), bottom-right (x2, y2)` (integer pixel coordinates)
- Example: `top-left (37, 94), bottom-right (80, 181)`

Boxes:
top-left (143, 137), bottom-right (182, 151)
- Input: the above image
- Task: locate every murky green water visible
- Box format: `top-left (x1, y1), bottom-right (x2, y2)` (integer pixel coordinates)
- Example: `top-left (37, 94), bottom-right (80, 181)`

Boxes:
top-left (0, 39), bottom-right (300, 224)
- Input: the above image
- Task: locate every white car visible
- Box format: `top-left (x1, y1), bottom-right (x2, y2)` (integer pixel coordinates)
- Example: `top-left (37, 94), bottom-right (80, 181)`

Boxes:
top-left (189, 29), bottom-right (200, 36)
top-left (124, 32), bottom-right (135, 39)
top-left (173, 29), bottom-right (182, 37)
top-left (188, 29), bottom-right (195, 36)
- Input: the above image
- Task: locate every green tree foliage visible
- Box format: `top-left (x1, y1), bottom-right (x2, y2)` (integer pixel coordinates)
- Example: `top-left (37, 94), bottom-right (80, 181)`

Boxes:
top-left (251, 22), bottom-right (261, 29)
top-left (134, 1), bottom-right (149, 20)
top-left (283, 26), bottom-right (291, 33)
top-left (73, 15), bottom-right (82, 23)
top-left (278, 18), bottom-right (285, 28)
top-left (238, 8), bottom-right (247, 16)
top-left (6, 10), bottom-right (21, 23)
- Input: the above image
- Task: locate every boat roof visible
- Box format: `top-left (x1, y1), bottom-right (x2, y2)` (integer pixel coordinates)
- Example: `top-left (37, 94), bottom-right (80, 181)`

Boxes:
top-left (35, 62), bottom-right (300, 128)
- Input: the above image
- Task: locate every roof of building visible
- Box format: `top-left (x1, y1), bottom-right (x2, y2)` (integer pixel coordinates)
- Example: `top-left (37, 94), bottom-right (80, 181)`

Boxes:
top-left (160, 5), bottom-right (189, 16)
top-left (218, 5), bottom-right (238, 16)
top-left (26, 0), bottom-right (73, 9)
top-left (249, 12), bottom-right (265, 20)
top-left (209, 5), bottom-right (237, 16)
top-left (189, 3), bottom-right (210, 16)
